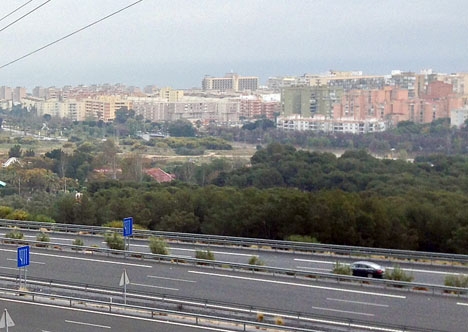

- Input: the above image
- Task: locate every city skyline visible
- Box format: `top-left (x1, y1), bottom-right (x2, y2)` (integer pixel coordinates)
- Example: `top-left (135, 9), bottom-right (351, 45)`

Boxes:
top-left (0, 1), bottom-right (467, 89)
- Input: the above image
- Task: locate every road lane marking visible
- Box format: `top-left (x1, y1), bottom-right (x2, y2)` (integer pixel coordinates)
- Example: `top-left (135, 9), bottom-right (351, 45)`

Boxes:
top-left (147, 275), bottom-right (196, 283)
top-left (130, 282), bottom-right (179, 291)
top-left (65, 320), bottom-right (111, 329)
top-left (312, 306), bottom-right (374, 317)
top-left (295, 258), bottom-right (333, 264)
top-left (457, 302), bottom-right (468, 306)
top-left (7, 258), bottom-right (45, 265)
top-left (188, 271), bottom-right (406, 299)
top-left (0, 266), bottom-right (17, 270)
top-left (327, 298), bottom-right (389, 307)
top-left (170, 247), bottom-right (254, 257)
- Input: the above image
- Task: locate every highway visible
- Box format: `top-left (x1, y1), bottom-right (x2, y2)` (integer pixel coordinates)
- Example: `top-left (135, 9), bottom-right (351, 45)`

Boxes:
top-left (0, 297), bottom-right (223, 332)
top-left (2, 228), bottom-right (466, 286)
top-left (0, 244), bottom-right (467, 331)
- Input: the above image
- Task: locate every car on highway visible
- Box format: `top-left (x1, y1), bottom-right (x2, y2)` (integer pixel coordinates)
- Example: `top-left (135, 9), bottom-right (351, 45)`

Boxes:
top-left (350, 261), bottom-right (385, 278)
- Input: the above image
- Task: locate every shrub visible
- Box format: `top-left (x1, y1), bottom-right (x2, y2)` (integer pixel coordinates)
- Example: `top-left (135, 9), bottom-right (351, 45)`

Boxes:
top-left (248, 256), bottom-right (265, 266)
top-left (73, 238), bottom-right (84, 246)
top-left (5, 230), bottom-right (24, 239)
top-left (195, 250), bottom-right (215, 260)
top-left (7, 209), bottom-right (30, 221)
top-left (274, 316), bottom-right (284, 325)
top-left (34, 214), bottom-right (56, 223)
top-left (0, 206), bottom-right (13, 218)
top-left (385, 265), bottom-right (414, 282)
top-left (285, 235), bottom-right (319, 243)
top-left (256, 312), bottom-right (264, 322)
top-left (444, 274), bottom-right (468, 288)
top-left (36, 232), bottom-right (50, 242)
top-left (149, 236), bottom-right (169, 255)
top-left (332, 262), bottom-right (351, 275)
top-left (104, 232), bottom-right (125, 250)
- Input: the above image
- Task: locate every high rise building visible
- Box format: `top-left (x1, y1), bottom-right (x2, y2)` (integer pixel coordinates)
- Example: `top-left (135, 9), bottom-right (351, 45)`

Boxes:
top-left (202, 73), bottom-right (258, 92)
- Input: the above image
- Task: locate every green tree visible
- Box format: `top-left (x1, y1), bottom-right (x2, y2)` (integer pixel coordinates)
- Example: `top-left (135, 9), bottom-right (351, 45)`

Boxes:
top-left (168, 119), bottom-right (196, 137)
top-left (8, 144), bottom-right (22, 158)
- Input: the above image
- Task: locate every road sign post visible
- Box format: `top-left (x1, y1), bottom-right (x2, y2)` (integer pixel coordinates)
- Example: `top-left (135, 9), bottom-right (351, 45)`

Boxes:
top-left (0, 309), bottom-right (15, 331)
top-left (119, 269), bottom-right (130, 304)
top-left (123, 217), bottom-right (133, 251)
top-left (17, 246), bottom-right (30, 289)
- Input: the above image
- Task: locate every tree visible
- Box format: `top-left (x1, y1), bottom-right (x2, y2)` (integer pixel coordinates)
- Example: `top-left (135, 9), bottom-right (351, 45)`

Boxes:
top-left (168, 119), bottom-right (196, 137)
top-left (8, 144), bottom-right (22, 158)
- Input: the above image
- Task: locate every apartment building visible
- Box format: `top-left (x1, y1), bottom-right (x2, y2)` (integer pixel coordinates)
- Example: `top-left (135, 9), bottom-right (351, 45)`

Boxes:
top-left (239, 94), bottom-right (281, 119)
top-left (202, 73), bottom-right (259, 92)
top-left (277, 114), bottom-right (386, 134)
top-left (281, 85), bottom-right (343, 118)
top-left (83, 96), bottom-right (132, 122)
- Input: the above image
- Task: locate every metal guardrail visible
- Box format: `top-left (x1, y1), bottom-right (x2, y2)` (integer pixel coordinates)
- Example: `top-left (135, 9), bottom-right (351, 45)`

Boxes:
top-left (0, 286), bottom-right (317, 332)
top-left (1, 218), bottom-right (468, 267)
top-left (1, 237), bottom-right (467, 301)
top-left (0, 273), bottom-right (449, 332)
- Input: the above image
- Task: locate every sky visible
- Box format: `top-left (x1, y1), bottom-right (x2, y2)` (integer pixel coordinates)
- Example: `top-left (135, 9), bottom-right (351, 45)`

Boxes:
top-left (0, 0), bottom-right (467, 90)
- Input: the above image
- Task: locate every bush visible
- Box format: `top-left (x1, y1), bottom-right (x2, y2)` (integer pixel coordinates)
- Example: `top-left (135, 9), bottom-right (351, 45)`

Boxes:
top-left (248, 256), bottom-right (265, 266)
top-left (7, 209), bottom-right (30, 221)
top-left (0, 206), bottom-right (13, 218)
top-left (104, 232), bottom-right (125, 250)
top-left (149, 236), bottom-right (169, 255)
top-left (36, 232), bottom-right (50, 242)
top-left (5, 230), bottom-right (24, 239)
top-left (73, 238), bottom-right (84, 246)
top-left (274, 316), bottom-right (284, 325)
top-left (332, 262), bottom-right (351, 275)
top-left (195, 250), bottom-right (215, 260)
top-left (444, 274), bottom-right (468, 288)
top-left (385, 265), bottom-right (414, 282)
top-left (34, 214), bottom-right (56, 223)
top-left (285, 234), bottom-right (319, 243)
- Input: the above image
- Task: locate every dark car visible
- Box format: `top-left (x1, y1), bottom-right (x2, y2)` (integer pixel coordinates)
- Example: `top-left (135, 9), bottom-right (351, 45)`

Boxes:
top-left (350, 261), bottom-right (385, 278)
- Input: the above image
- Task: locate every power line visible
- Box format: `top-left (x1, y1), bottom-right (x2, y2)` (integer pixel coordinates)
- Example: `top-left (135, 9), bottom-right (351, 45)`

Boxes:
top-left (0, 0), bottom-right (35, 24)
top-left (0, 0), bottom-right (144, 70)
top-left (0, 0), bottom-right (52, 33)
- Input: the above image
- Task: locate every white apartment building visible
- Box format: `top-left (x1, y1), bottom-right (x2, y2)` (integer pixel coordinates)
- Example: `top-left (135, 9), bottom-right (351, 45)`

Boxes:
top-left (277, 115), bottom-right (386, 134)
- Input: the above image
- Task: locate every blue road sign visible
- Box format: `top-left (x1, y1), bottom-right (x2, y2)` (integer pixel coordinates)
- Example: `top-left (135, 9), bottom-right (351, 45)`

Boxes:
top-left (17, 246), bottom-right (30, 268)
top-left (123, 217), bottom-right (133, 237)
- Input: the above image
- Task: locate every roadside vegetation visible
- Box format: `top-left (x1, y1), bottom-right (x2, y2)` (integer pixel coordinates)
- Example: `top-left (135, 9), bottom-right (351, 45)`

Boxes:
top-left (332, 262), bottom-right (351, 275)
top-left (149, 236), bottom-right (169, 255)
top-left (385, 265), bottom-right (414, 282)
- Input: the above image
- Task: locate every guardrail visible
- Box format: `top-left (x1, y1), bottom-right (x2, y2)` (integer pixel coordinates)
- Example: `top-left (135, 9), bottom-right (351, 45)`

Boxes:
top-left (1, 237), bottom-right (467, 301)
top-left (0, 286), bottom-right (317, 332)
top-left (0, 273), bottom-right (449, 332)
top-left (1, 218), bottom-right (468, 267)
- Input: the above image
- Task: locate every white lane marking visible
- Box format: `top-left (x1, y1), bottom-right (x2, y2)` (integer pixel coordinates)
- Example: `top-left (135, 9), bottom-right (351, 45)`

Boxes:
top-left (457, 302), bottom-right (468, 306)
top-left (188, 271), bottom-right (406, 299)
top-left (327, 298), bottom-right (389, 307)
top-left (7, 258), bottom-right (45, 265)
top-left (147, 275), bottom-right (196, 283)
top-left (65, 320), bottom-right (111, 329)
top-left (0, 267), bottom-right (18, 270)
top-left (170, 247), bottom-right (254, 257)
top-left (312, 306), bottom-right (374, 317)
top-left (130, 282), bottom-right (179, 291)
top-left (23, 235), bottom-right (73, 242)
top-left (0, 297), bottom-right (234, 331)
top-left (295, 259), bottom-right (334, 264)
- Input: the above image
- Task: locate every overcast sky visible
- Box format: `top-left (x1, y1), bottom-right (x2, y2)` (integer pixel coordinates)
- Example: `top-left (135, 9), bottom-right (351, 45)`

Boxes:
top-left (0, 0), bottom-right (467, 89)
